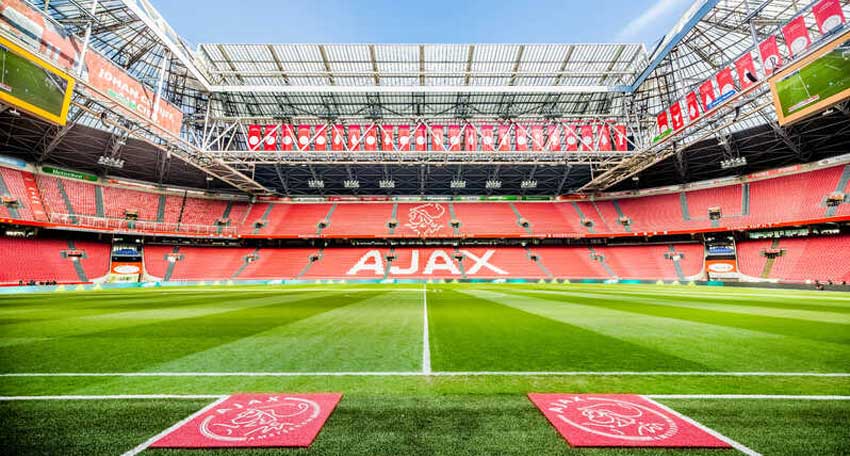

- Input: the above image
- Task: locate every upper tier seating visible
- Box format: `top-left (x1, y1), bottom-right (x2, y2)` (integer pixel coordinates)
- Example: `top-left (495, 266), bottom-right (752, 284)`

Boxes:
top-left (3, 163), bottom-right (850, 238)
top-left (321, 203), bottom-right (395, 237)
top-left (0, 167), bottom-right (35, 220)
top-left (453, 203), bottom-right (527, 237)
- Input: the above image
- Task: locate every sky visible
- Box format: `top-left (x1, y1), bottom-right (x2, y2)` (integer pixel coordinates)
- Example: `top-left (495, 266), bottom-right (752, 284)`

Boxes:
top-left (151, 0), bottom-right (693, 47)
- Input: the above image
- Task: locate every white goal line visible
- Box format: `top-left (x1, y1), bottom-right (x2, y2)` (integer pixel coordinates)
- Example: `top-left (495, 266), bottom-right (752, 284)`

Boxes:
top-left (1, 371), bottom-right (849, 377)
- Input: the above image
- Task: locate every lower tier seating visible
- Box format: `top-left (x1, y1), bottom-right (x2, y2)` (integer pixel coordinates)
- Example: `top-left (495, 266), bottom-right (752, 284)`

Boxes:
top-left (737, 235), bottom-right (850, 283)
top-left (0, 237), bottom-right (110, 284)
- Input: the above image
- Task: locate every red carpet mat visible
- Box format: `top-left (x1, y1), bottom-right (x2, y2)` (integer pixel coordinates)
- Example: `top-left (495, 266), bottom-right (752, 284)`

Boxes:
top-left (150, 393), bottom-right (342, 448)
top-left (528, 393), bottom-right (732, 448)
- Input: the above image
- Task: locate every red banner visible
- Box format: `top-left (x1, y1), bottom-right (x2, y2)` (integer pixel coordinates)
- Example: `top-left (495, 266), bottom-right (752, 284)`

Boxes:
top-left (813, 0), bottom-right (846, 34)
top-left (348, 125), bottom-right (361, 151)
top-left (447, 125), bottom-right (461, 151)
top-left (430, 125), bottom-right (443, 151)
top-left (380, 125), bottom-right (394, 151)
top-left (297, 125), bottom-right (311, 151)
top-left (656, 112), bottom-right (670, 135)
top-left (313, 125), bottom-right (328, 151)
top-left (331, 125), bottom-right (344, 151)
top-left (547, 125), bottom-right (561, 151)
top-left (734, 52), bottom-right (758, 89)
top-left (564, 125), bottom-right (579, 151)
top-left (280, 125), bottom-right (295, 151)
top-left (597, 124), bottom-right (612, 151)
top-left (414, 125), bottom-right (427, 151)
top-left (515, 125), bottom-right (529, 151)
top-left (716, 67), bottom-right (736, 96)
top-left (782, 16), bottom-right (811, 57)
top-left (685, 92), bottom-right (701, 122)
top-left (759, 35), bottom-right (783, 76)
top-left (0, 0), bottom-right (183, 135)
top-left (530, 125), bottom-right (544, 151)
top-left (613, 125), bottom-right (628, 151)
top-left (263, 125), bottom-right (277, 151)
top-left (247, 125), bottom-right (262, 151)
top-left (698, 79), bottom-right (717, 110)
top-left (398, 125), bottom-right (411, 151)
top-left (481, 125), bottom-right (495, 151)
top-left (580, 124), bottom-right (595, 151)
top-left (363, 125), bottom-right (378, 151)
top-left (497, 125), bottom-right (511, 151)
top-left (463, 125), bottom-right (477, 151)
top-left (670, 102), bottom-right (685, 131)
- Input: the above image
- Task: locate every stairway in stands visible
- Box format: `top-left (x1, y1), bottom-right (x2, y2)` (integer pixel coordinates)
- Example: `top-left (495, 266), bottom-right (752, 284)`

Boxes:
top-left (825, 164), bottom-right (850, 217)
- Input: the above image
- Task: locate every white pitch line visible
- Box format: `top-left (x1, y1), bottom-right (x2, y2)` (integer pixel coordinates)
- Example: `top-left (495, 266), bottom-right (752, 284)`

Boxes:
top-left (0, 394), bottom-right (227, 401)
top-left (1, 371), bottom-right (848, 377)
top-left (643, 396), bottom-right (762, 456)
top-left (2, 394), bottom-right (848, 402)
top-left (120, 395), bottom-right (229, 456)
top-left (647, 395), bottom-right (850, 400)
top-left (422, 283), bottom-right (431, 375)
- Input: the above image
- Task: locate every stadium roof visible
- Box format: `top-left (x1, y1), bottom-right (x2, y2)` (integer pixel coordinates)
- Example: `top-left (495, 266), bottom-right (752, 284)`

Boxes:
top-left (3, 0), bottom-right (850, 197)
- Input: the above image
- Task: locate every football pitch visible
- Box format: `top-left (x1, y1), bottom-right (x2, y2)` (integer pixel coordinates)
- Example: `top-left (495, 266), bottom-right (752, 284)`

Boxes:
top-left (0, 283), bottom-right (848, 455)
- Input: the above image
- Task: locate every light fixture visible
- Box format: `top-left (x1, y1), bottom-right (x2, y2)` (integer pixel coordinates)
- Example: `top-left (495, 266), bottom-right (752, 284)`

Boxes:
top-left (379, 178), bottom-right (395, 189)
top-left (485, 179), bottom-right (502, 189)
top-left (343, 179), bottom-right (360, 189)
top-left (450, 178), bottom-right (466, 189)
top-left (521, 179), bottom-right (538, 189)
top-left (97, 156), bottom-right (125, 168)
top-left (307, 178), bottom-right (324, 188)
top-left (720, 157), bottom-right (747, 169)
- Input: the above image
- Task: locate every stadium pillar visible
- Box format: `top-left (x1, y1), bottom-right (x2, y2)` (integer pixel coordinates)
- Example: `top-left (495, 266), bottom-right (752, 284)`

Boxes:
top-left (75, 0), bottom-right (100, 76)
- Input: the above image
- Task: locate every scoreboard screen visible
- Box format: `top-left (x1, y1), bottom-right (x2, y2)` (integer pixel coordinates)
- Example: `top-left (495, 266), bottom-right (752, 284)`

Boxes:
top-left (771, 30), bottom-right (850, 126)
top-left (0, 35), bottom-right (74, 125)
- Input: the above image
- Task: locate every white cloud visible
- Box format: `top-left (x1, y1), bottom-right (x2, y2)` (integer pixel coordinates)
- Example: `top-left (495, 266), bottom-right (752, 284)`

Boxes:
top-left (616, 0), bottom-right (690, 41)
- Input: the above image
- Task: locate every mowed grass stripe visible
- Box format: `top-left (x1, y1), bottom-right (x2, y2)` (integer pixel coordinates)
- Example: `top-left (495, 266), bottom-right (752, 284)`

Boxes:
top-left (519, 286), bottom-right (850, 324)
top-left (428, 288), bottom-right (709, 372)
top-left (469, 289), bottom-right (850, 373)
top-left (0, 291), bottom-right (301, 338)
top-left (0, 291), bottom-right (366, 373)
top-left (111, 290), bottom-right (423, 373)
top-left (555, 286), bottom-right (850, 317)
top-left (510, 288), bottom-right (850, 345)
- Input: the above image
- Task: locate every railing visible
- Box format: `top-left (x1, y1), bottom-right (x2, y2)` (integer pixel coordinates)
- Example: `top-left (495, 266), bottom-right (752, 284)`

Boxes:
top-left (48, 213), bottom-right (237, 237)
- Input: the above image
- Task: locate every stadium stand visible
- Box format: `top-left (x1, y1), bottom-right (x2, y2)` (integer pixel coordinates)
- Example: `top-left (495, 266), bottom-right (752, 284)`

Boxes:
top-left (453, 203), bottom-right (527, 237)
top-left (3, 163), bottom-right (850, 238)
top-left (0, 237), bottom-right (110, 284)
top-left (143, 245), bottom-right (258, 281)
top-left (0, 167), bottom-right (35, 220)
top-left (737, 235), bottom-right (850, 283)
top-left (321, 203), bottom-right (395, 237)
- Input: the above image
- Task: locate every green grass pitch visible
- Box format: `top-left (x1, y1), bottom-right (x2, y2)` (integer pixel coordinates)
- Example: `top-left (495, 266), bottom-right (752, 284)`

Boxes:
top-left (0, 283), bottom-right (848, 455)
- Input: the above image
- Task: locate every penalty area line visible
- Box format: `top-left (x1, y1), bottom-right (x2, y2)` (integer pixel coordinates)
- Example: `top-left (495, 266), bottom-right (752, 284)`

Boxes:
top-left (1, 371), bottom-right (849, 378)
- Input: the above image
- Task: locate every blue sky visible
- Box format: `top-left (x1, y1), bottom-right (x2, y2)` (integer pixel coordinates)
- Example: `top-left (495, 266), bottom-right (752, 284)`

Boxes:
top-left (151, 0), bottom-right (693, 47)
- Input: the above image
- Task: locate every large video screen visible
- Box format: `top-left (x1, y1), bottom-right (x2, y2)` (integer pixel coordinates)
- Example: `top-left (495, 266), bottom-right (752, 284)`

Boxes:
top-left (771, 30), bottom-right (850, 126)
top-left (0, 35), bottom-right (73, 125)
